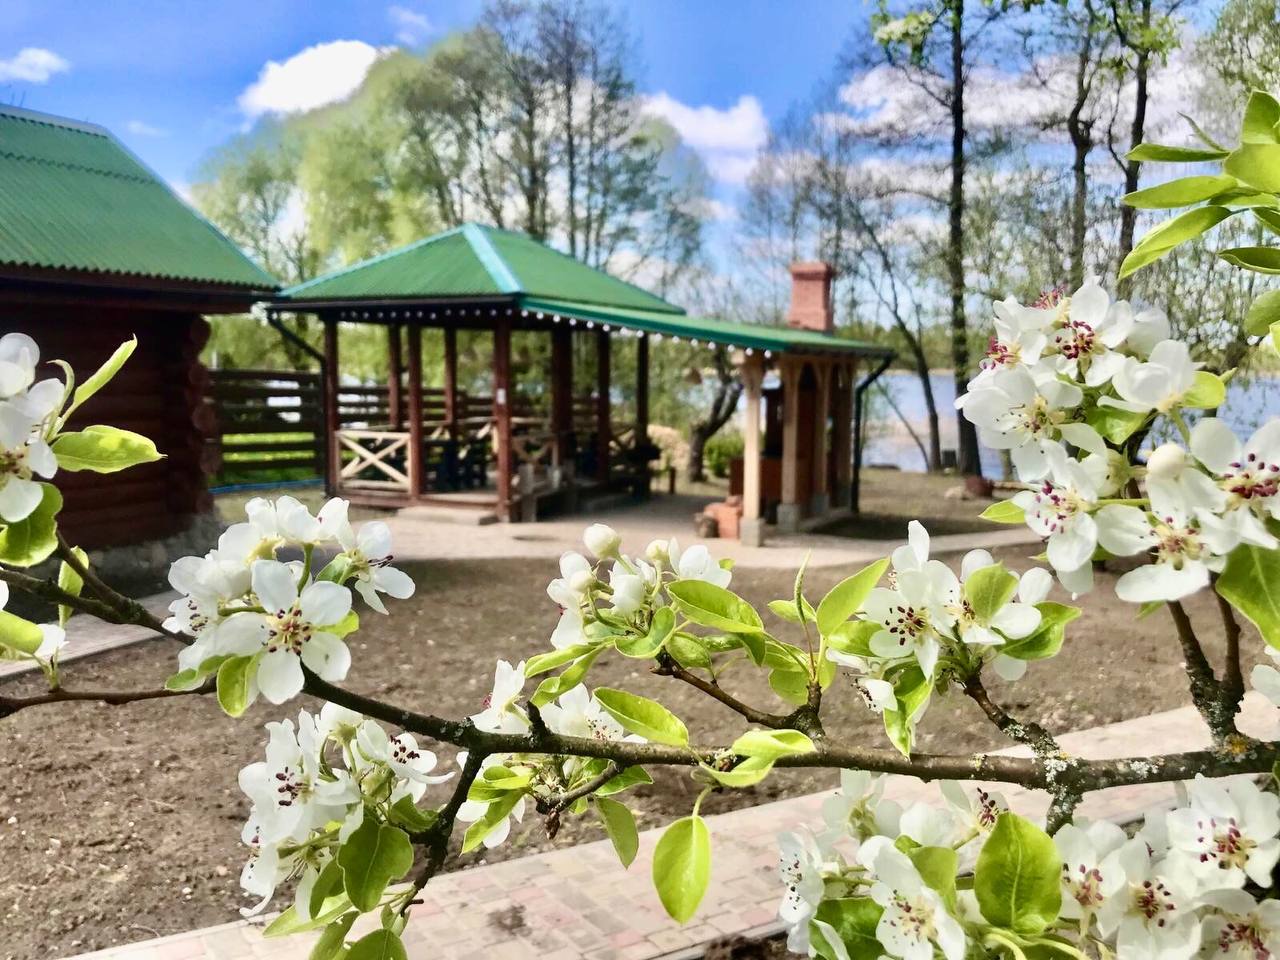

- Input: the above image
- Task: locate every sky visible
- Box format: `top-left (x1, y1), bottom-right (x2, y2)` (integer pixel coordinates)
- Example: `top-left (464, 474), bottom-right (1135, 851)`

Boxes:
top-left (1, 0), bottom-right (869, 224)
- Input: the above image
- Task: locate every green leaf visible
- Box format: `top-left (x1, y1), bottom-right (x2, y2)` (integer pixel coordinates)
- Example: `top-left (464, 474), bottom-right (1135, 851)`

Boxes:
top-left (1119, 206), bottom-right (1236, 277)
top-left (810, 898), bottom-right (884, 960)
top-left (616, 606), bottom-right (676, 658)
top-left (310, 912), bottom-right (358, 960)
top-left (594, 687), bottom-right (689, 746)
top-left (63, 337), bottom-right (136, 421)
top-left (1126, 143), bottom-right (1229, 163)
top-left (964, 564), bottom-right (1018, 622)
top-left (51, 425), bottom-right (162, 473)
top-left (767, 596), bottom-right (816, 624)
top-left (667, 580), bottom-right (763, 633)
top-left (980, 500), bottom-right (1026, 524)
top-left (593, 797), bottom-right (639, 867)
top-left (1245, 289), bottom-right (1280, 336)
top-left (699, 756), bottom-right (774, 787)
top-left (461, 791), bottom-right (524, 852)
top-left (345, 930), bottom-right (407, 960)
top-left (1254, 207), bottom-right (1280, 237)
top-left (164, 654), bottom-right (231, 691)
top-left (1000, 602), bottom-right (1079, 661)
top-left (56, 546), bottom-right (87, 627)
top-left (1085, 405), bottom-right (1150, 445)
top-left (591, 763), bottom-right (653, 797)
top-left (909, 845), bottom-right (959, 907)
top-left (215, 654), bottom-right (257, 717)
top-left (652, 815), bottom-right (711, 923)
top-left (525, 642), bottom-right (596, 677)
top-left (0, 483), bottom-right (62, 567)
top-left (827, 619), bottom-right (879, 658)
top-left (0, 610), bottom-right (44, 657)
top-left (1182, 370), bottom-right (1227, 408)
top-left (731, 728), bottom-right (816, 761)
top-left (327, 610), bottom-right (359, 639)
top-left (263, 894), bottom-right (353, 937)
top-left (816, 558), bottom-right (890, 636)
top-left (338, 817), bottom-right (414, 913)
top-left (388, 796), bottom-right (437, 833)
top-left (883, 666), bottom-right (931, 757)
top-left (1122, 174), bottom-right (1238, 209)
top-left (1217, 544), bottom-right (1280, 648)
top-left (975, 812), bottom-right (1062, 935)
top-left (307, 860), bottom-right (347, 921)
top-left (467, 765), bottom-right (533, 802)
top-left (1241, 90), bottom-right (1280, 144)
top-left (1225, 143), bottom-right (1280, 190)
top-left (530, 646), bottom-right (603, 707)
top-left (768, 666), bottom-right (811, 705)
top-left (1219, 246), bottom-right (1280, 274)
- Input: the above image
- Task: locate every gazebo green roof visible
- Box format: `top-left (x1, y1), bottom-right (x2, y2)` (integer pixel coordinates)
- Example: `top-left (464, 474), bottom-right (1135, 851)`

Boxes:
top-left (0, 106), bottom-right (277, 291)
top-left (279, 223), bottom-right (892, 358)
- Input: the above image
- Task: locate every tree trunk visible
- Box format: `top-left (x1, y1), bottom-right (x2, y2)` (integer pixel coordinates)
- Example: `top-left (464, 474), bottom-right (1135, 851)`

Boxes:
top-left (948, 0), bottom-right (983, 476)
top-left (1116, 0), bottom-right (1152, 289)
top-left (686, 348), bottom-right (744, 483)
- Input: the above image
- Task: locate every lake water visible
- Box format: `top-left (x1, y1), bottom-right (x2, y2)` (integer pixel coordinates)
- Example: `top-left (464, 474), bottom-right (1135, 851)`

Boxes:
top-left (861, 370), bottom-right (1280, 475)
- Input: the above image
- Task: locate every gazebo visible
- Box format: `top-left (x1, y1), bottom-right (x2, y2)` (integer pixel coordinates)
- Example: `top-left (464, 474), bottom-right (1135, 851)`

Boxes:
top-left (271, 224), bottom-right (891, 543)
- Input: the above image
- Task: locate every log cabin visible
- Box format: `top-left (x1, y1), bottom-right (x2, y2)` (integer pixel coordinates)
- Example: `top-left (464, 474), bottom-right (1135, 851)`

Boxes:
top-left (0, 105), bottom-right (277, 549)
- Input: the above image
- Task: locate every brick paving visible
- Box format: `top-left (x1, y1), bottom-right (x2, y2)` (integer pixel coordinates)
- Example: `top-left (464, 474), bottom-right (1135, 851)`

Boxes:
top-left (62, 693), bottom-right (1279, 960)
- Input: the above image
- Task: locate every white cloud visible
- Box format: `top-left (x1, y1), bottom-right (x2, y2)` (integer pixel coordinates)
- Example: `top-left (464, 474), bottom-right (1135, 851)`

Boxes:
top-left (237, 40), bottom-right (384, 118)
top-left (125, 119), bottom-right (166, 137)
top-left (389, 5), bottom-right (433, 45)
top-left (643, 92), bottom-right (769, 186)
top-left (0, 47), bottom-right (69, 84)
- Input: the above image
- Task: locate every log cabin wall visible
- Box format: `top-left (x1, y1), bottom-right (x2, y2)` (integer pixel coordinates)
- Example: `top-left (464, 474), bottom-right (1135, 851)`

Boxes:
top-left (4, 300), bottom-right (215, 549)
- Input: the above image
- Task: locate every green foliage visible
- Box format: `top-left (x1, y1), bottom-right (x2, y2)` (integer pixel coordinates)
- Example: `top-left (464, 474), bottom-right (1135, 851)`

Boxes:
top-left (667, 581), bottom-right (763, 634)
top-left (61, 337), bottom-right (136, 423)
top-left (730, 728), bottom-right (816, 761)
top-left (974, 813), bottom-right (1062, 935)
top-left (0, 610), bottom-right (44, 658)
top-left (56, 547), bottom-right (87, 627)
top-left (338, 817), bottom-right (415, 912)
top-left (964, 564), bottom-right (1019, 622)
top-left (215, 654), bottom-right (258, 717)
top-left (815, 559), bottom-right (890, 637)
top-left (810, 898), bottom-right (884, 960)
top-left (593, 797), bottom-right (639, 867)
top-left (702, 430), bottom-right (744, 479)
top-left (1000, 603), bottom-right (1080, 660)
top-left (1217, 544), bottom-right (1280, 648)
top-left (0, 484), bottom-right (62, 567)
top-left (883, 665), bottom-right (932, 757)
top-left (980, 501), bottom-right (1027, 524)
top-left (593, 688), bottom-right (690, 746)
top-left (52, 426), bottom-right (162, 473)
top-left (652, 815), bottom-right (711, 922)
top-left (345, 929), bottom-right (407, 960)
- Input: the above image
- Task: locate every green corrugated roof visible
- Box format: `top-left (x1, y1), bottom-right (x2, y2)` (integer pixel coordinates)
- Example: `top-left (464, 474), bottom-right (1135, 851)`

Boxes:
top-left (282, 223), bottom-right (683, 314)
top-left (0, 106), bottom-right (277, 290)
top-left (520, 297), bottom-right (893, 357)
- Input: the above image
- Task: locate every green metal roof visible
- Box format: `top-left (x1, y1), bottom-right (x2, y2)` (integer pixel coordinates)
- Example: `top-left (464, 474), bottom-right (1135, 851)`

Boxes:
top-left (520, 297), bottom-right (893, 357)
top-left (0, 105), bottom-right (277, 291)
top-left (282, 223), bottom-right (683, 314)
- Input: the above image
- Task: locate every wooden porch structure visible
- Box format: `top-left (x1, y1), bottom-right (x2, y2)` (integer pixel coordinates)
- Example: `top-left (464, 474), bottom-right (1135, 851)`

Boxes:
top-left (273, 226), bottom-right (892, 532)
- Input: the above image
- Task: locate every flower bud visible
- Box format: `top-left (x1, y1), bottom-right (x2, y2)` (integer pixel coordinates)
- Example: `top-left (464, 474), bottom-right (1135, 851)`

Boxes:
top-left (644, 539), bottom-right (669, 563)
top-left (1146, 443), bottom-right (1186, 480)
top-left (569, 570), bottom-right (596, 595)
top-left (583, 523), bottom-right (621, 558)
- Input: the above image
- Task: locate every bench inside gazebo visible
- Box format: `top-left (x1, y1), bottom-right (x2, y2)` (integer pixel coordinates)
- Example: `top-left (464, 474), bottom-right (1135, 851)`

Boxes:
top-left (271, 224), bottom-right (892, 539)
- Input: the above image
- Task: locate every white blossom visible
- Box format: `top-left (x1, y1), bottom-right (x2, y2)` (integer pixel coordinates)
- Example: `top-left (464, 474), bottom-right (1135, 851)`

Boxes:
top-left (470, 659), bottom-right (528, 733)
top-left (1166, 776), bottom-right (1280, 890)
top-left (318, 500), bottom-right (415, 613)
top-left (777, 830), bottom-right (827, 954)
top-left (668, 538), bottom-right (731, 588)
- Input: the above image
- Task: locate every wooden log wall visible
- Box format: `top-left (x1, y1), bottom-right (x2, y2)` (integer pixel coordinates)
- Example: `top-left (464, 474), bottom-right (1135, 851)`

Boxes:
top-left (4, 304), bottom-right (215, 549)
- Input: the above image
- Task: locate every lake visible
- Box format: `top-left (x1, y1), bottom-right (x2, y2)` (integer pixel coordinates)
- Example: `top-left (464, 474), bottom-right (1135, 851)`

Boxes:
top-left (861, 370), bottom-right (1280, 475)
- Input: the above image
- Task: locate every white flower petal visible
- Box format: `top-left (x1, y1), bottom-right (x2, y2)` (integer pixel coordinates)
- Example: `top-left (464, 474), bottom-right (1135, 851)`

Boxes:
top-left (299, 580), bottom-right (352, 626)
top-left (252, 560), bottom-right (299, 614)
top-left (256, 649), bottom-right (304, 704)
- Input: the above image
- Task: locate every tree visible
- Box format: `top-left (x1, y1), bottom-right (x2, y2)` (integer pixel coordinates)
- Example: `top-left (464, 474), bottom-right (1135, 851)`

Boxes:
top-left (685, 346), bottom-right (744, 483)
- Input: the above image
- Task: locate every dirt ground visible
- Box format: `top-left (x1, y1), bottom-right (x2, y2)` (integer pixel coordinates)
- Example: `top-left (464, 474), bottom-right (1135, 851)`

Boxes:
top-left (0, 545), bottom-right (1261, 959)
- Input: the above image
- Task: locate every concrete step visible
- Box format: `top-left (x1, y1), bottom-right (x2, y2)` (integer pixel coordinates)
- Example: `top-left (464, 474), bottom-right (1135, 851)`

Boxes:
top-left (395, 504), bottom-right (498, 526)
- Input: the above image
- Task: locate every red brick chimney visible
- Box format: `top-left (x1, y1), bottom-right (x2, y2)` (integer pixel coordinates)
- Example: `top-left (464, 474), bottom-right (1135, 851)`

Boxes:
top-left (785, 261), bottom-right (834, 333)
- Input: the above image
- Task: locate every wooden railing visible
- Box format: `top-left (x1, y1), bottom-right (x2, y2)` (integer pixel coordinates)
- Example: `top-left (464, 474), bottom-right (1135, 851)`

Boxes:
top-left (337, 429), bottom-right (411, 492)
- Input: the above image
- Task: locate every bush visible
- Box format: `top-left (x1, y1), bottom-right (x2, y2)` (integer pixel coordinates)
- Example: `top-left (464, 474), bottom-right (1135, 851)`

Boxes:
top-left (703, 430), bottom-right (744, 478)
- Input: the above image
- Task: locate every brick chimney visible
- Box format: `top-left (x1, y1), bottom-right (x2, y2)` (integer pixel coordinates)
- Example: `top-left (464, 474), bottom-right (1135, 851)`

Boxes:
top-left (785, 261), bottom-right (834, 333)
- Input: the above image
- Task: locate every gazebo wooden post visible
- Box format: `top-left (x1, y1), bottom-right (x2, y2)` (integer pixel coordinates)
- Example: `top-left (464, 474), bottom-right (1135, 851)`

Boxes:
top-left (323, 317), bottom-right (340, 496)
top-left (634, 333), bottom-right (649, 498)
top-left (811, 361), bottom-right (832, 517)
top-left (739, 352), bottom-right (765, 546)
top-left (551, 326), bottom-right (574, 486)
top-left (595, 329), bottom-right (611, 486)
top-left (443, 326), bottom-right (459, 441)
top-left (406, 323), bottom-right (424, 498)
top-left (832, 362), bottom-right (854, 508)
top-left (386, 323), bottom-right (403, 429)
top-left (777, 356), bottom-right (803, 534)
top-left (494, 319), bottom-right (514, 520)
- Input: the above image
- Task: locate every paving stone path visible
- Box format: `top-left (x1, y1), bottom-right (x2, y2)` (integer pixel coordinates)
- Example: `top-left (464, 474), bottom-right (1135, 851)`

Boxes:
top-left (63, 694), bottom-right (1279, 960)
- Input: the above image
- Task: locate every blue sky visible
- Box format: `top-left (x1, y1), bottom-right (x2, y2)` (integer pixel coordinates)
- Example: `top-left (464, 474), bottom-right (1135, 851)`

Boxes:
top-left (2, 0), bottom-right (868, 211)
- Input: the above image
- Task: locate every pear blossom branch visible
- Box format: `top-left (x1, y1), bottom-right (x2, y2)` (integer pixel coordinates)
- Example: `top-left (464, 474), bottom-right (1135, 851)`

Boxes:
top-left (55, 533), bottom-right (181, 640)
top-left (652, 651), bottom-right (792, 730)
top-left (540, 761), bottom-right (622, 819)
top-left (0, 680), bottom-right (214, 718)
top-left (1214, 589), bottom-right (1245, 713)
top-left (963, 673), bottom-right (1062, 758)
top-left (0, 566), bottom-right (141, 627)
top-left (1167, 600), bottom-right (1235, 741)
top-left (403, 748), bottom-right (488, 913)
